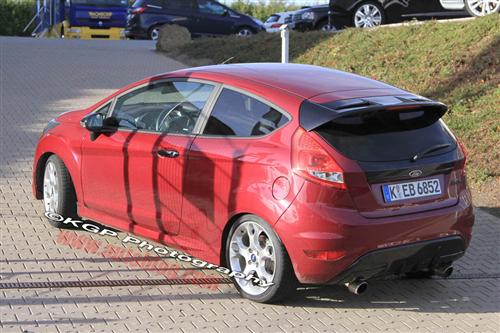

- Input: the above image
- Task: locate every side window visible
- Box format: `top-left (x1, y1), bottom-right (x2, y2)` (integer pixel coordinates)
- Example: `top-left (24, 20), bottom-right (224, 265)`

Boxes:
top-left (112, 81), bottom-right (214, 134)
top-left (197, 0), bottom-right (225, 15)
top-left (165, 0), bottom-right (195, 10)
top-left (203, 89), bottom-right (289, 137)
top-left (95, 102), bottom-right (111, 116)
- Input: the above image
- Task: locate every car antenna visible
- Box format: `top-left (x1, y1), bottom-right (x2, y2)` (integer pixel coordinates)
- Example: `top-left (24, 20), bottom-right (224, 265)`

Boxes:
top-left (220, 57), bottom-right (234, 64)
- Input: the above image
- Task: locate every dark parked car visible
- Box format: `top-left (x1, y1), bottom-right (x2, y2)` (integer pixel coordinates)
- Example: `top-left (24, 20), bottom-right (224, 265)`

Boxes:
top-left (292, 5), bottom-right (334, 32)
top-left (328, 0), bottom-right (498, 29)
top-left (126, 0), bottom-right (264, 40)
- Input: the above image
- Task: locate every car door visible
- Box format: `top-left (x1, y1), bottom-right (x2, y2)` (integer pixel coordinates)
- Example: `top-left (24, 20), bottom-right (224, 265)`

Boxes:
top-left (143, 0), bottom-right (196, 32)
top-left (81, 79), bottom-right (216, 235)
top-left (383, 0), bottom-right (450, 22)
top-left (181, 87), bottom-right (291, 259)
top-left (192, 0), bottom-right (235, 36)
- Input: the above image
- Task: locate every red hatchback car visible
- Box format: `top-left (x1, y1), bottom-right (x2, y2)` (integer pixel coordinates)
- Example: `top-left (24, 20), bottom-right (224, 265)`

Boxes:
top-left (33, 63), bottom-right (474, 303)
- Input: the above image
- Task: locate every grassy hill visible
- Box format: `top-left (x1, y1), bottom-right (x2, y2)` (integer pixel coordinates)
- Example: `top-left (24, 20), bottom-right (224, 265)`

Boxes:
top-left (161, 15), bottom-right (500, 208)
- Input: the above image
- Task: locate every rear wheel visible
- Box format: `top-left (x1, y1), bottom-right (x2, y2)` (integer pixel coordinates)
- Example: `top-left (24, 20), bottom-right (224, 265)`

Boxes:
top-left (226, 215), bottom-right (296, 303)
top-left (236, 26), bottom-right (254, 37)
top-left (149, 26), bottom-right (161, 40)
top-left (43, 155), bottom-right (77, 227)
top-left (352, 1), bottom-right (385, 28)
top-left (464, 0), bottom-right (500, 16)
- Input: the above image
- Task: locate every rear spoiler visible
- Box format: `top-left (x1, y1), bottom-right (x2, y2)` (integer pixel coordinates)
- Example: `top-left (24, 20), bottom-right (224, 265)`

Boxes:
top-left (300, 95), bottom-right (448, 131)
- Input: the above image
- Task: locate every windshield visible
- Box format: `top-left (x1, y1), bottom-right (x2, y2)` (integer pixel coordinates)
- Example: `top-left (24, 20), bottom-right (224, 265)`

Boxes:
top-left (71, 0), bottom-right (127, 7)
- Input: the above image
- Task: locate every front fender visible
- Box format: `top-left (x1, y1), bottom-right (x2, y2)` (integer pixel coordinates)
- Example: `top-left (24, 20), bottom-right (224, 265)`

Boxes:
top-left (33, 124), bottom-right (84, 205)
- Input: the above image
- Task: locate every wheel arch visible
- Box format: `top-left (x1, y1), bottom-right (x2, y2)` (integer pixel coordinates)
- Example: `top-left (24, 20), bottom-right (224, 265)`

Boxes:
top-left (220, 212), bottom-right (251, 267)
top-left (314, 17), bottom-right (329, 29)
top-left (33, 136), bottom-right (82, 204)
top-left (219, 212), bottom-right (293, 268)
top-left (346, 0), bottom-right (375, 12)
top-left (234, 25), bottom-right (256, 35)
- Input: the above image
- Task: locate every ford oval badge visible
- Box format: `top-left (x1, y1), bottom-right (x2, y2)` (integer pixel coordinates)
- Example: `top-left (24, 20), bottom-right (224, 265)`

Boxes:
top-left (409, 169), bottom-right (423, 178)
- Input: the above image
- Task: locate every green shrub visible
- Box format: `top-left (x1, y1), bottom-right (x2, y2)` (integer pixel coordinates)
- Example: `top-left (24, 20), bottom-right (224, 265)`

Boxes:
top-left (224, 0), bottom-right (301, 22)
top-left (0, 0), bottom-right (36, 36)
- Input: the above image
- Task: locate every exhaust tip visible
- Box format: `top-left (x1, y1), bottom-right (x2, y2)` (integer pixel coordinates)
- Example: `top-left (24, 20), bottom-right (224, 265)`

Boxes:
top-left (434, 265), bottom-right (454, 278)
top-left (345, 280), bottom-right (368, 295)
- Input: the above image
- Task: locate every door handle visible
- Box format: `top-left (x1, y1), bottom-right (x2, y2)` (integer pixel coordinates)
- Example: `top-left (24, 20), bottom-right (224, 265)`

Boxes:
top-left (157, 149), bottom-right (179, 158)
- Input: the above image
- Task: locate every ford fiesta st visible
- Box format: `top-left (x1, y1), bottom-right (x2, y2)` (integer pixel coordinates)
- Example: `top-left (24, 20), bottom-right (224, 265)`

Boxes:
top-left (33, 63), bottom-right (474, 303)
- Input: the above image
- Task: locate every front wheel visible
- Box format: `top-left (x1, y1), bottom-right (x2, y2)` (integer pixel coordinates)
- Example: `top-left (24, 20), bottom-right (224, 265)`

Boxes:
top-left (317, 21), bottom-right (336, 32)
top-left (464, 0), bottom-right (500, 16)
top-left (352, 1), bottom-right (385, 28)
top-left (43, 155), bottom-right (77, 227)
top-left (226, 215), bottom-right (296, 303)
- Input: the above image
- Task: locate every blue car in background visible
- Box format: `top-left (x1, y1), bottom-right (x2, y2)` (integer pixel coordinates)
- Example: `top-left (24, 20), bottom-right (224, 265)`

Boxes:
top-left (125, 0), bottom-right (264, 40)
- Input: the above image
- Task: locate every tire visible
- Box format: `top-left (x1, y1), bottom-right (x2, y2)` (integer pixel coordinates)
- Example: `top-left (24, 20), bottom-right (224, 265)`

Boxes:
top-left (317, 20), bottom-right (336, 32)
top-left (148, 25), bottom-right (161, 40)
top-left (43, 155), bottom-right (78, 227)
top-left (352, 1), bottom-right (386, 28)
top-left (464, 0), bottom-right (500, 16)
top-left (235, 26), bottom-right (254, 37)
top-left (225, 215), bottom-right (297, 303)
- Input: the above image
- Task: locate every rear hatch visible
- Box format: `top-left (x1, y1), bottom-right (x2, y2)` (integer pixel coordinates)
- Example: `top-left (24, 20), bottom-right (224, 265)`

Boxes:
top-left (301, 94), bottom-right (465, 218)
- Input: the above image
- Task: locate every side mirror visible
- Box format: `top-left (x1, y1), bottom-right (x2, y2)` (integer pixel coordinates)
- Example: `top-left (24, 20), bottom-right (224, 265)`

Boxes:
top-left (84, 113), bottom-right (104, 132)
top-left (222, 9), bottom-right (229, 16)
top-left (82, 113), bottom-right (117, 140)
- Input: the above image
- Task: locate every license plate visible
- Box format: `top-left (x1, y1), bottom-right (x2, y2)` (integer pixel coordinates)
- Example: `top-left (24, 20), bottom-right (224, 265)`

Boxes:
top-left (382, 178), bottom-right (441, 203)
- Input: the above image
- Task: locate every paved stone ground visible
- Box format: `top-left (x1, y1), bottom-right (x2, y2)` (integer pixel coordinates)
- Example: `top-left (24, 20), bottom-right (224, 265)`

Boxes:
top-left (0, 36), bottom-right (499, 333)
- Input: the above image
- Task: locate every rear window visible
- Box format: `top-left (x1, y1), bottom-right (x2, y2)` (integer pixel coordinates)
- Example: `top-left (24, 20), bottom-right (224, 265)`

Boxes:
top-left (315, 110), bottom-right (457, 162)
top-left (266, 15), bottom-right (280, 23)
top-left (203, 88), bottom-right (289, 137)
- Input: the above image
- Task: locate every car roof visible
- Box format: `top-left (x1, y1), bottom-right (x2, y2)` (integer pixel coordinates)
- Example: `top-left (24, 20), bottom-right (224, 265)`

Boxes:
top-left (164, 63), bottom-right (402, 100)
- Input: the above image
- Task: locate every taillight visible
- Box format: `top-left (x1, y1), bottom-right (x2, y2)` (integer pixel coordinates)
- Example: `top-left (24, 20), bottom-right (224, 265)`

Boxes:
top-left (291, 127), bottom-right (346, 189)
top-left (458, 139), bottom-right (467, 164)
top-left (271, 23), bottom-right (282, 28)
top-left (454, 139), bottom-right (468, 169)
top-left (131, 7), bottom-right (146, 14)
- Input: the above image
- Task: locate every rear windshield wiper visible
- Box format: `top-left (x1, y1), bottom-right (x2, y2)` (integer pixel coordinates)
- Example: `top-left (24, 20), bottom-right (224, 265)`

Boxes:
top-left (411, 143), bottom-right (451, 162)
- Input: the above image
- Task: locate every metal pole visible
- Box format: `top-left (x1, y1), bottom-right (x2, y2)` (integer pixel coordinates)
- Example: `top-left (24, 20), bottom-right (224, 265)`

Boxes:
top-left (280, 24), bottom-right (289, 64)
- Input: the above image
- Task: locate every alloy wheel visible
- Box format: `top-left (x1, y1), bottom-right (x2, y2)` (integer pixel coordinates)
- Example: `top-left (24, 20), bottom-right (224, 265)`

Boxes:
top-left (150, 28), bottom-right (160, 40)
top-left (229, 221), bottom-right (276, 295)
top-left (237, 28), bottom-right (253, 37)
top-left (354, 4), bottom-right (383, 28)
top-left (320, 24), bottom-right (336, 32)
top-left (43, 161), bottom-right (59, 213)
top-left (466, 0), bottom-right (500, 16)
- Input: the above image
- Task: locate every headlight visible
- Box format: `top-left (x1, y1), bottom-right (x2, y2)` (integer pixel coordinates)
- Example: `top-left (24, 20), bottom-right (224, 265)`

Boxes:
top-left (41, 119), bottom-right (60, 136)
top-left (302, 12), bottom-right (315, 20)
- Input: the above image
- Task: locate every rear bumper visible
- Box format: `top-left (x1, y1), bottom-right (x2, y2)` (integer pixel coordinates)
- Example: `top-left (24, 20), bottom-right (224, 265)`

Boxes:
top-left (65, 26), bottom-right (125, 40)
top-left (124, 23), bottom-right (149, 39)
top-left (328, 236), bottom-right (465, 284)
top-left (274, 181), bottom-right (474, 285)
